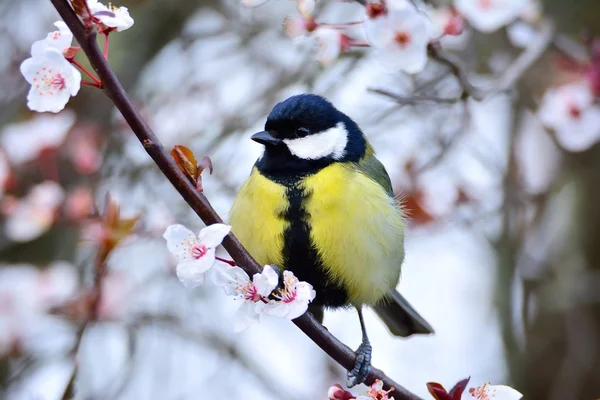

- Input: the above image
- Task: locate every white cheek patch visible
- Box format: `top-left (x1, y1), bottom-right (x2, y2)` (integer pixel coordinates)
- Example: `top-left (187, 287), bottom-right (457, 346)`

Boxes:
top-left (283, 122), bottom-right (348, 160)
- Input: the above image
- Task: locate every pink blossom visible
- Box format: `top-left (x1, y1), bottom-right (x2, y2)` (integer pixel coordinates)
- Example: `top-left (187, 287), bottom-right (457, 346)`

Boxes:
top-left (4, 181), bottom-right (65, 243)
top-left (455, 0), bottom-right (528, 33)
top-left (87, 0), bottom-right (134, 32)
top-left (538, 81), bottom-right (600, 152)
top-left (468, 383), bottom-right (522, 400)
top-left (20, 48), bottom-right (81, 113)
top-left (212, 264), bottom-right (279, 331)
top-left (163, 223), bottom-right (231, 287)
top-left (262, 270), bottom-right (315, 320)
top-left (364, 3), bottom-right (432, 73)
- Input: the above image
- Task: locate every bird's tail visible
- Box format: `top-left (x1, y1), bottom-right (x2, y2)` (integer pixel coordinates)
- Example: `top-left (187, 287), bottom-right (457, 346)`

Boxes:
top-left (372, 290), bottom-right (434, 337)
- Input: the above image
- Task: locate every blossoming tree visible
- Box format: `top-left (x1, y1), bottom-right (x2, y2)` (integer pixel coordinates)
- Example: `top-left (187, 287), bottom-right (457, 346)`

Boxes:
top-left (0, 0), bottom-right (599, 399)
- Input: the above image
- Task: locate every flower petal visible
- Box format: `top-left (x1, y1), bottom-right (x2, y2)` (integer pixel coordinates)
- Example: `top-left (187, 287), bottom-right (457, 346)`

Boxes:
top-left (488, 385), bottom-right (522, 399)
top-left (253, 265), bottom-right (279, 297)
top-left (212, 264), bottom-right (249, 296)
top-left (198, 223), bottom-right (231, 248)
top-left (234, 302), bottom-right (260, 332)
top-left (261, 300), bottom-right (290, 317)
top-left (176, 260), bottom-right (206, 287)
top-left (163, 224), bottom-right (197, 260)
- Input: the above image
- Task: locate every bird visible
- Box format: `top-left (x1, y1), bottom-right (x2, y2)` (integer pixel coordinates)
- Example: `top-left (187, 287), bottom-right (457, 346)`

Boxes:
top-left (228, 94), bottom-right (433, 386)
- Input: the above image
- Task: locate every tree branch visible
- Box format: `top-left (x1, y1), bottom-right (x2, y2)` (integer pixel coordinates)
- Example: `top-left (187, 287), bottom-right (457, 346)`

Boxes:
top-left (48, 1), bottom-right (422, 398)
top-left (368, 88), bottom-right (461, 105)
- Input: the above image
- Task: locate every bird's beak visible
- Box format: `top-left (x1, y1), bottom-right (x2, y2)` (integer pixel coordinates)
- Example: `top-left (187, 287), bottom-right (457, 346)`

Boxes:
top-left (251, 131), bottom-right (281, 146)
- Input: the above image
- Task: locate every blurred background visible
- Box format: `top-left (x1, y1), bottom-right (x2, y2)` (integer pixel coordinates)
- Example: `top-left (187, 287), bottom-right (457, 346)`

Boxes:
top-left (1, 0), bottom-right (600, 398)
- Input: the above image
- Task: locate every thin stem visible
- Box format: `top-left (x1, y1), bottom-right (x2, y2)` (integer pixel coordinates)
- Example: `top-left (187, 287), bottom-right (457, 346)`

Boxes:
top-left (103, 32), bottom-right (109, 59)
top-left (70, 58), bottom-right (102, 85)
top-left (350, 42), bottom-right (370, 48)
top-left (216, 256), bottom-right (236, 266)
top-left (321, 21), bottom-right (364, 28)
top-left (49, 1), bottom-right (422, 399)
top-left (368, 88), bottom-right (461, 105)
top-left (81, 79), bottom-right (102, 88)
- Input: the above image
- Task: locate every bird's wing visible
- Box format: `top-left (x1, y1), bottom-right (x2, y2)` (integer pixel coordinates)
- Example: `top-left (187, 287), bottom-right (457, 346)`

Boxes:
top-left (355, 152), bottom-right (394, 197)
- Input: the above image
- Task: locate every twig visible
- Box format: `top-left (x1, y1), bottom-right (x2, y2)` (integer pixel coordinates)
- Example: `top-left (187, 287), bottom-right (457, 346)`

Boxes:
top-left (368, 87), bottom-right (461, 105)
top-left (60, 324), bottom-right (87, 400)
top-left (48, 1), bottom-right (422, 398)
top-left (427, 43), bottom-right (481, 99)
top-left (482, 19), bottom-right (555, 97)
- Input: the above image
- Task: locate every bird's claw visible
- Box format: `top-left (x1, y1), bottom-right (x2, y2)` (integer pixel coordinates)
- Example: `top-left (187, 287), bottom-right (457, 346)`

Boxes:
top-left (347, 341), bottom-right (372, 387)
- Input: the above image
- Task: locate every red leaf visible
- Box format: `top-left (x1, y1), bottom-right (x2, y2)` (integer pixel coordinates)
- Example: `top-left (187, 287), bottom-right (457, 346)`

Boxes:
top-left (171, 145), bottom-right (199, 183)
top-left (448, 377), bottom-right (470, 400)
top-left (197, 156), bottom-right (213, 175)
top-left (195, 156), bottom-right (214, 192)
top-left (426, 382), bottom-right (453, 400)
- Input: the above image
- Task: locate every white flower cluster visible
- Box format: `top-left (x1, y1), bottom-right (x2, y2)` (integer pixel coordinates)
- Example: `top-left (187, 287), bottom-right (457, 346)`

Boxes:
top-left (0, 262), bottom-right (78, 356)
top-left (20, 21), bottom-right (81, 113)
top-left (163, 224), bottom-right (316, 331)
top-left (258, 0), bottom-right (542, 72)
top-left (538, 81), bottom-right (600, 152)
top-left (19, 1), bottom-right (134, 113)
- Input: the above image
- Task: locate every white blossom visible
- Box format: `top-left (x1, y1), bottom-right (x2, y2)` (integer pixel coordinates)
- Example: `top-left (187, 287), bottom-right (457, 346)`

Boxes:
top-left (365, 5), bottom-right (432, 73)
top-left (213, 264), bottom-right (279, 331)
top-left (284, 16), bottom-right (317, 39)
top-left (30, 21), bottom-right (73, 57)
top-left (468, 383), bottom-right (523, 400)
top-left (357, 379), bottom-right (394, 400)
top-left (37, 261), bottom-right (78, 307)
top-left (428, 6), bottom-right (465, 39)
top-left (163, 223), bottom-right (231, 287)
top-left (4, 181), bottom-right (65, 243)
top-left (297, 0), bottom-right (316, 17)
top-left (88, 0), bottom-right (134, 32)
top-left (262, 270), bottom-right (315, 320)
top-left (0, 111), bottom-right (75, 164)
top-left (455, 0), bottom-right (528, 33)
top-left (506, 21), bottom-right (536, 48)
top-left (20, 48), bottom-right (81, 113)
top-left (313, 27), bottom-right (345, 66)
top-left (538, 82), bottom-right (600, 152)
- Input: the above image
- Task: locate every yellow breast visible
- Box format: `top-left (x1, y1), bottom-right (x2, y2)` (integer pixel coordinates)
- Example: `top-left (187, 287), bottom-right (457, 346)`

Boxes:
top-left (228, 167), bottom-right (288, 267)
top-left (229, 163), bottom-right (405, 307)
top-left (301, 163), bottom-right (405, 305)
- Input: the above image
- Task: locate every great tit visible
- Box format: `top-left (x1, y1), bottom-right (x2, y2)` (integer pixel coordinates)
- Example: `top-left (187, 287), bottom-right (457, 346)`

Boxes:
top-left (229, 94), bottom-right (433, 385)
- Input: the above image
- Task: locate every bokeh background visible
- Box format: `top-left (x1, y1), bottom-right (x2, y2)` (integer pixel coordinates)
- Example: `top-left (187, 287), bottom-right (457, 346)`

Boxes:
top-left (1, 0), bottom-right (600, 399)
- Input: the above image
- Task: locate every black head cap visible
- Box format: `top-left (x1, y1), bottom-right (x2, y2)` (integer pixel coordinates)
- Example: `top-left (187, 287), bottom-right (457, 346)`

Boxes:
top-left (253, 94), bottom-right (367, 179)
top-left (264, 94), bottom-right (341, 138)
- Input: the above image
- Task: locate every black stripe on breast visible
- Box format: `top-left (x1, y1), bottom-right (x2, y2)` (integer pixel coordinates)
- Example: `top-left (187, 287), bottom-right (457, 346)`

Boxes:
top-left (281, 181), bottom-right (349, 308)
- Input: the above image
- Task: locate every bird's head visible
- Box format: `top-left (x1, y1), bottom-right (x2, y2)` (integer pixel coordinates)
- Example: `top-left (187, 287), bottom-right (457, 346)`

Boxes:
top-left (253, 94), bottom-right (366, 177)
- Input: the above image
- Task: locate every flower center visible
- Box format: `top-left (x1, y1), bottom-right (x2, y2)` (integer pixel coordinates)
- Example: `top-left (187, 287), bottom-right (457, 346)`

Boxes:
top-left (395, 32), bottom-right (411, 48)
top-left (34, 68), bottom-right (67, 96)
top-left (241, 283), bottom-right (260, 302)
top-left (478, 0), bottom-right (493, 9)
top-left (191, 243), bottom-right (208, 259)
top-left (366, 382), bottom-right (394, 400)
top-left (366, 2), bottom-right (387, 19)
top-left (568, 104), bottom-right (582, 119)
top-left (469, 383), bottom-right (491, 400)
top-left (278, 287), bottom-right (297, 303)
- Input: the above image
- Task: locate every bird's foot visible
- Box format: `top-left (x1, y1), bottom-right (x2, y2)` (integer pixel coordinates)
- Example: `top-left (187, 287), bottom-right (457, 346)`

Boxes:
top-left (347, 341), bottom-right (372, 387)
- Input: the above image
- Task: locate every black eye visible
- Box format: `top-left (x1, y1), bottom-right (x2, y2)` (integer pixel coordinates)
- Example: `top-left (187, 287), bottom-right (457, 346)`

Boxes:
top-left (295, 127), bottom-right (310, 138)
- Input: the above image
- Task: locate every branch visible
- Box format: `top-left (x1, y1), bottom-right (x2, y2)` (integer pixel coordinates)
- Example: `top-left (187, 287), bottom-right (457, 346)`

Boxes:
top-left (367, 88), bottom-right (461, 105)
top-left (48, 1), bottom-right (423, 398)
